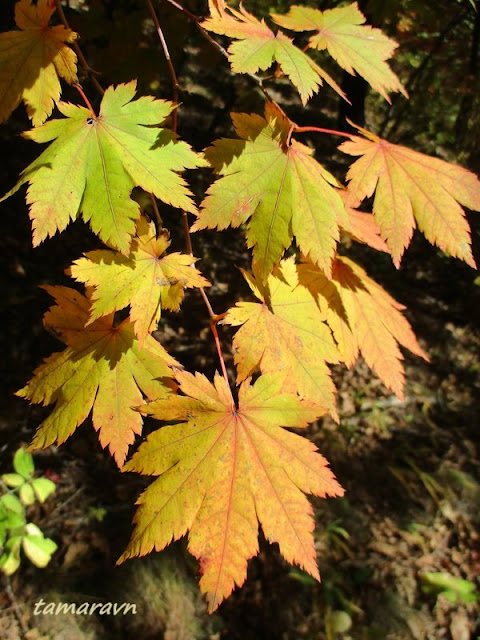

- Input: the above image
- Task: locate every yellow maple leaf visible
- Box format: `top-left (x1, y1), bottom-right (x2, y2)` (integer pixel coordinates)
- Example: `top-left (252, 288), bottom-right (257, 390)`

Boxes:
top-left (194, 104), bottom-right (346, 281)
top-left (17, 286), bottom-right (178, 467)
top-left (70, 216), bottom-right (210, 347)
top-left (301, 257), bottom-right (429, 399)
top-left (0, 0), bottom-right (78, 125)
top-left (119, 371), bottom-right (343, 612)
top-left (222, 257), bottom-right (340, 419)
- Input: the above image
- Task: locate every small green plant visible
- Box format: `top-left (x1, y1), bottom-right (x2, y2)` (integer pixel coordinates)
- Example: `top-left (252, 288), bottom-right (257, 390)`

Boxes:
top-left (420, 571), bottom-right (479, 605)
top-left (0, 447), bottom-right (57, 575)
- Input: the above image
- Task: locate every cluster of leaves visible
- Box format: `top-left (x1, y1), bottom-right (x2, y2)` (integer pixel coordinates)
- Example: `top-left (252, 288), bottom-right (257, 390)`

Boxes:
top-left (0, 448), bottom-right (57, 575)
top-left (1, 0), bottom-right (480, 612)
top-left (420, 572), bottom-right (479, 605)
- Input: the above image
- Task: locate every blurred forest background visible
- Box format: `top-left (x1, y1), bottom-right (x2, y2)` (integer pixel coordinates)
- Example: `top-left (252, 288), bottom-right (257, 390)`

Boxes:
top-left (0, 0), bottom-right (479, 638)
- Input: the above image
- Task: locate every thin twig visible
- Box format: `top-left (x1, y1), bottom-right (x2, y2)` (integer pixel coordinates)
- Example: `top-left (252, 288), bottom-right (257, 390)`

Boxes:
top-left (149, 193), bottom-right (163, 229)
top-left (209, 315), bottom-right (234, 408)
top-left (162, 0), bottom-right (287, 112)
top-left (145, 0), bottom-right (179, 132)
top-left (55, 0), bottom-right (105, 97)
top-left (194, 20), bottom-right (230, 59)
top-left (179, 209), bottom-right (235, 408)
top-left (163, 0), bottom-right (198, 22)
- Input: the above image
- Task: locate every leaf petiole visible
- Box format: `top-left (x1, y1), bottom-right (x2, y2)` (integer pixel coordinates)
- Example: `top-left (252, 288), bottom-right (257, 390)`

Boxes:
top-left (73, 84), bottom-right (96, 118)
top-left (293, 125), bottom-right (353, 139)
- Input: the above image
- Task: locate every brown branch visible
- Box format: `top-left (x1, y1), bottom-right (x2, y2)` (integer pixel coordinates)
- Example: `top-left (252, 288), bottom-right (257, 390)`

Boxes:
top-left (145, 0), bottom-right (179, 132)
top-left (55, 0), bottom-right (105, 97)
top-left (149, 193), bottom-right (163, 229)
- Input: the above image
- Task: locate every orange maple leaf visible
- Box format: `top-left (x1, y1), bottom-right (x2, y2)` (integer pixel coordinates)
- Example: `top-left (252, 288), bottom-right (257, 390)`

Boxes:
top-left (339, 190), bottom-right (390, 253)
top-left (300, 257), bottom-right (429, 399)
top-left (223, 258), bottom-right (340, 419)
top-left (0, 0), bottom-right (78, 125)
top-left (339, 125), bottom-right (480, 267)
top-left (17, 286), bottom-right (178, 467)
top-left (119, 371), bottom-right (343, 612)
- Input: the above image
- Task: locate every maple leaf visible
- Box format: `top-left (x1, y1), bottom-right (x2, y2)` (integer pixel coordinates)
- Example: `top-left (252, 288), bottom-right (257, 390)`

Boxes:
top-left (202, 4), bottom-right (345, 104)
top-left (300, 257), bottom-right (429, 399)
top-left (17, 286), bottom-right (178, 467)
top-left (222, 258), bottom-right (340, 419)
top-left (339, 125), bottom-right (480, 267)
top-left (192, 104), bottom-right (346, 280)
top-left (0, 0), bottom-right (78, 125)
top-left (272, 2), bottom-right (406, 102)
top-left (69, 216), bottom-right (210, 347)
top-left (1, 81), bottom-right (204, 254)
top-left (339, 190), bottom-right (389, 253)
top-left (118, 371), bottom-right (343, 612)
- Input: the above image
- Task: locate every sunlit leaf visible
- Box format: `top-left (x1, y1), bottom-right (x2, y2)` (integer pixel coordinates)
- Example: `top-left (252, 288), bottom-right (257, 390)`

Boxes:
top-left (17, 286), bottom-right (178, 467)
top-left (119, 371), bottom-right (343, 612)
top-left (0, 0), bottom-right (78, 125)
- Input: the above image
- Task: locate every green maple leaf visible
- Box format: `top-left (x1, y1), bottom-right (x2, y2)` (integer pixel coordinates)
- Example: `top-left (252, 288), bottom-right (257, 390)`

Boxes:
top-left (17, 286), bottom-right (178, 467)
top-left (119, 370), bottom-right (343, 612)
top-left (2, 81), bottom-right (204, 254)
top-left (202, 4), bottom-right (345, 104)
top-left (192, 103), bottom-right (347, 280)
top-left (272, 2), bottom-right (406, 102)
top-left (70, 216), bottom-right (210, 347)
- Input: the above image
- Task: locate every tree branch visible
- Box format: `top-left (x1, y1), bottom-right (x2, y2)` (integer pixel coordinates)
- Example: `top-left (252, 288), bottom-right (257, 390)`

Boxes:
top-left (55, 0), bottom-right (105, 97)
top-left (145, 0), bottom-right (179, 132)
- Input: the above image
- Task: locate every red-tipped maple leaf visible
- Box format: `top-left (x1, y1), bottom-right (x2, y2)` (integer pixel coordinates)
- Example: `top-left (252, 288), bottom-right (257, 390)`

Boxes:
top-left (17, 286), bottom-right (178, 467)
top-left (339, 125), bottom-right (480, 267)
top-left (118, 371), bottom-right (343, 612)
top-left (300, 257), bottom-right (429, 399)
